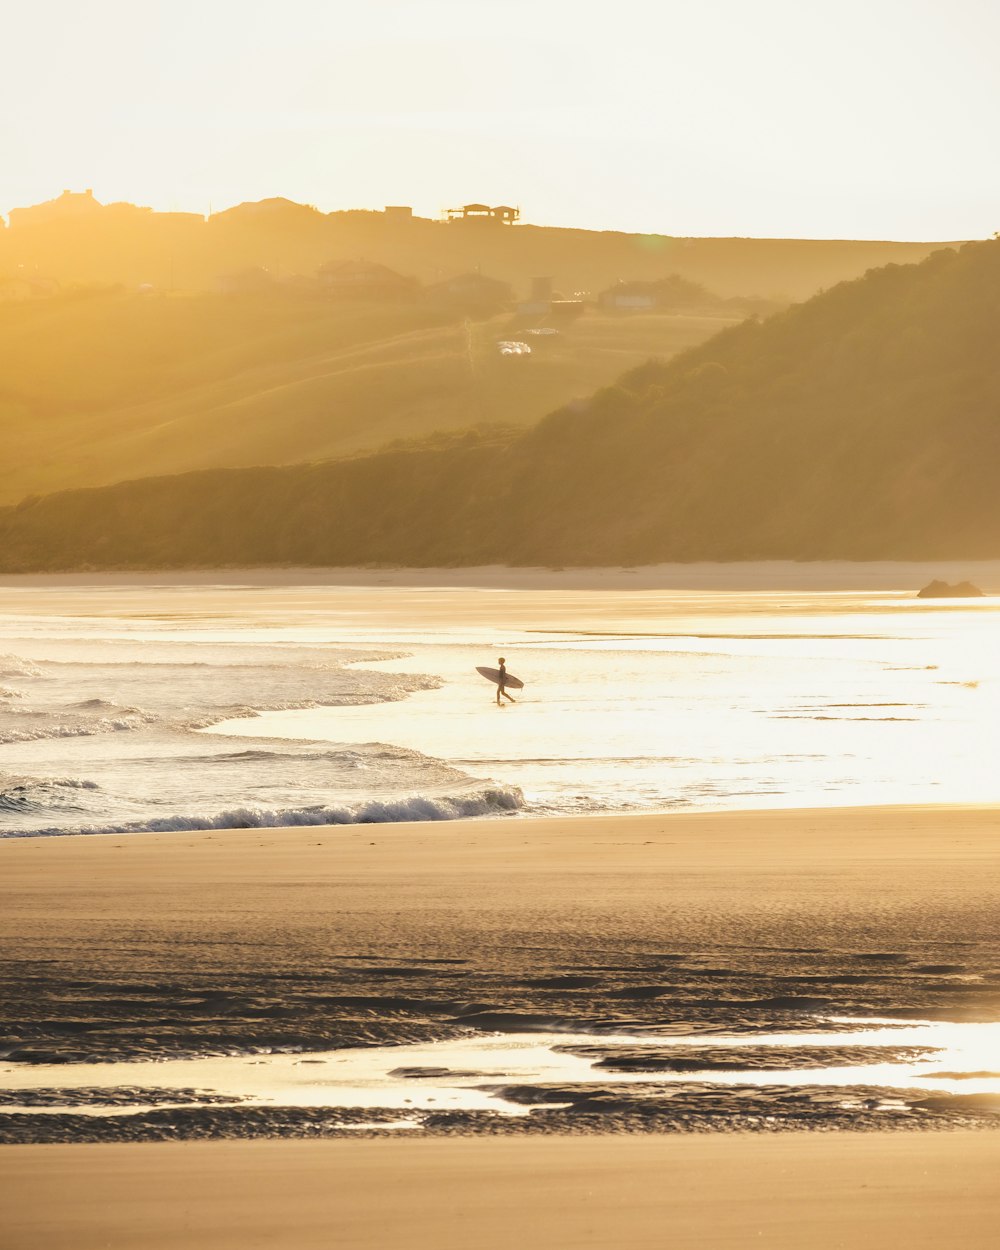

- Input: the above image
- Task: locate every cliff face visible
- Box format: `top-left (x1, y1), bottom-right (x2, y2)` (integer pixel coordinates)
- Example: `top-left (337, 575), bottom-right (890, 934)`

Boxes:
top-left (2, 238), bottom-right (999, 570)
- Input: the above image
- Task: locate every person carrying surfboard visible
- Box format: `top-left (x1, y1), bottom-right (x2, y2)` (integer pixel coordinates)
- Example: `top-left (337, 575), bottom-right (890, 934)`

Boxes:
top-left (475, 660), bottom-right (524, 702)
top-left (496, 657), bottom-right (516, 706)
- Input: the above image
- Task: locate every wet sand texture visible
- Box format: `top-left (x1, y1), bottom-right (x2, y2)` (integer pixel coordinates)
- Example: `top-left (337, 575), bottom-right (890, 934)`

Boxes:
top-left (3, 804), bottom-right (1000, 1139)
top-left (3, 808), bottom-right (1000, 1067)
top-left (3, 1133), bottom-right (1000, 1250)
top-left (3, 805), bottom-right (1000, 1242)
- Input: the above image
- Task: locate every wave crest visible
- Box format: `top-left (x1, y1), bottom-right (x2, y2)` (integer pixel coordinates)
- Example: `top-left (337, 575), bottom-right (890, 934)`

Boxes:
top-left (0, 654), bottom-right (42, 680)
top-left (6, 786), bottom-right (526, 836)
top-left (0, 714), bottom-right (154, 745)
top-left (0, 776), bottom-right (101, 814)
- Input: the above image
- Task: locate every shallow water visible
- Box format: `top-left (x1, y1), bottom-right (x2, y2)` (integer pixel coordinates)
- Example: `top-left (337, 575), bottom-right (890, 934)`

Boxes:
top-left (5, 580), bottom-right (1000, 1139)
top-left (2, 582), bottom-right (1000, 835)
top-left (4, 1020), bottom-right (999, 1122)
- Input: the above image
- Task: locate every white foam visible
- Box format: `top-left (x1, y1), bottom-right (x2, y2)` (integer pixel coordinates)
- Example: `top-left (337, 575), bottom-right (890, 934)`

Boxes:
top-left (0, 713), bottom-right (154, 745)
top-left (11, 785), bottom-right (526, 837)
top-left (0, 654), bottom-right (42, 679)
top-left (0, 775), bottom-right (101, 815)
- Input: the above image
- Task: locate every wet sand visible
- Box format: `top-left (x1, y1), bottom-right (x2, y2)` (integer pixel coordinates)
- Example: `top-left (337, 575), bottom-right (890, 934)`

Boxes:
top-left (3, 1133), bottom-right (1000, 1249)
top-left (3, 804), bottom-right (1000, 1240)
top-left (1, 805), bottom-right (1000, 1245)
top-left (3, 805), bottom-right (1000, 1119)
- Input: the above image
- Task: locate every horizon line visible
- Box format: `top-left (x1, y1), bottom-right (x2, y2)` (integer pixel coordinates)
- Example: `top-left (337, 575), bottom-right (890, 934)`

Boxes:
top-left (0, 189), bottom-right (980, 247)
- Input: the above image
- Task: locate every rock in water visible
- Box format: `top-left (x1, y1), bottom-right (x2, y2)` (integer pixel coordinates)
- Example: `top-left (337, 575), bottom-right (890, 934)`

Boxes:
top-left (917, 579), bottom-right (984, 598)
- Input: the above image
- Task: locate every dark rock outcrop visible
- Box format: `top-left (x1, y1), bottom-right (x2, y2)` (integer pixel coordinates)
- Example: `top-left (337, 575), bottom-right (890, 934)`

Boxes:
top-left (917, 580), bottom-right (984, 598)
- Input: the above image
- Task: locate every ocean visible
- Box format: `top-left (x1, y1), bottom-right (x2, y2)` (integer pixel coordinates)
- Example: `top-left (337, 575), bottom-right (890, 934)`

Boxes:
top-left (3, 576), bottom-right (999, 837)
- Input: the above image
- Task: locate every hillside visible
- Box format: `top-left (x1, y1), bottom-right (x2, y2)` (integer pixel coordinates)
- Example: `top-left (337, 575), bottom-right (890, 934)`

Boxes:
top-left (0, 291), bottom-right (737, 504)
top-left (3, 239), bottom-right (998, 570)
top-left (1, 192), bottom-right (963, 302)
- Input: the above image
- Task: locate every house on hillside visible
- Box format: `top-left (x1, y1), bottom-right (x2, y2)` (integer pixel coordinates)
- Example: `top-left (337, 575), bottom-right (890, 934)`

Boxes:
top-left (8, 189), bottom-right (103, 229)
top-left (445, 204), bottom-right (520, 225)
top-left (599, 282), bottom-right (657, 311)
top-left (316, 259), bottom-right (418, 301)
top-left (598, 276), bottom-right (714, 312)
top-left (426, 272), bottom-right (512, 316)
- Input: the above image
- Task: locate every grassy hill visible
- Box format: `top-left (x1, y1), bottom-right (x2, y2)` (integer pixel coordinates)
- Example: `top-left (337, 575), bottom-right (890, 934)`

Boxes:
top-left (3, 238), bottom-right (998, 570)
top-left (1, 194), bottom-right (963, 301)
top-left (0, 290), bottom-right (737, 504)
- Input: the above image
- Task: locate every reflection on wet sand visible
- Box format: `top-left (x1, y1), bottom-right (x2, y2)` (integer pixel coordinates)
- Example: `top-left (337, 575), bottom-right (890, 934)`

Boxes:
top-left (3, 1020), bottom-right (1000, 1131)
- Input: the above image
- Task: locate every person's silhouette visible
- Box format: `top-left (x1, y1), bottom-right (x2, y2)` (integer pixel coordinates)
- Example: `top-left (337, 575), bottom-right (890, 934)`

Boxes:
top-left (496, 656), bottom-right (516, 706)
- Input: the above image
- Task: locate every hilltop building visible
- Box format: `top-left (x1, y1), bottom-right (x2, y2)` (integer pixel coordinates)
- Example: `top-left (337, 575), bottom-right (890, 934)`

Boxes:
top-left (445, 204), bottom-right (520, 225)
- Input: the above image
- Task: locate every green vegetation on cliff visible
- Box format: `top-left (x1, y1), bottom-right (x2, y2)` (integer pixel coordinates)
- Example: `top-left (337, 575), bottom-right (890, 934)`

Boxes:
top-left (3, 239), bottom-right (998, 569)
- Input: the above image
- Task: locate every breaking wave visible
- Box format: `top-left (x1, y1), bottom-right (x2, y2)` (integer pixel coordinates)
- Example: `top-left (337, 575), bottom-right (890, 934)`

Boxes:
top-left (6, 785), bottom-right (527, 837)
top-left (0, 654), bottom-right (42, 679)
top-left (0, 715), bottom-right (155, 745)
top-left (0, 775), bottom-right (101, 814)
top-left (72, 698), bottom-right (148, 712)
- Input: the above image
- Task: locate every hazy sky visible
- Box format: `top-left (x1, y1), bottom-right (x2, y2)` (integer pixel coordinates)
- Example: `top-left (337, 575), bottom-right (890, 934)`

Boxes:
top-left (4, 0), bottom-right (998, 239)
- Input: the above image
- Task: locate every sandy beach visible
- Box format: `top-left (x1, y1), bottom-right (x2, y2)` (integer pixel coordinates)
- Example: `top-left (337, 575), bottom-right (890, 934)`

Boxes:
top-left (3, 571), bottom-right (1000, 1244)
top-left (3, 803), bottom-right (1000, 1244)
top-left (4, 805), bottom-right (1000, 1079)
top-left (6, 6), bottom-right (999, 1248)
top-left (4, 1132), bottom-right (1000, 1250)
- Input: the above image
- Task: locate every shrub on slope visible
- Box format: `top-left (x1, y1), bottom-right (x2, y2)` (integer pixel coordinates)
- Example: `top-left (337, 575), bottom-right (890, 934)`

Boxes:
top-left (3, 239), bottom-right (999, 568)
top-left (482, 239), bottom-right (1000, 562)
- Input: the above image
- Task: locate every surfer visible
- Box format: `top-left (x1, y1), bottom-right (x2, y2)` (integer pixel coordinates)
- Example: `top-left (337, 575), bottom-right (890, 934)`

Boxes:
top-left (496, 657), bottom-right (516, 706)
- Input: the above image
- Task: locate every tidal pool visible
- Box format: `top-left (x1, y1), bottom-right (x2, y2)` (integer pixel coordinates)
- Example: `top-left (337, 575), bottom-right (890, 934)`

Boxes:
top-left (3, 1019), bottom-right (999, 1120)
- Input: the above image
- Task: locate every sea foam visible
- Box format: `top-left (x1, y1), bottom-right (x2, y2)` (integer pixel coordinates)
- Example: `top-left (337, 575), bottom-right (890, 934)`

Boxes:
top-left (6, 785), bottom-right (526, 837)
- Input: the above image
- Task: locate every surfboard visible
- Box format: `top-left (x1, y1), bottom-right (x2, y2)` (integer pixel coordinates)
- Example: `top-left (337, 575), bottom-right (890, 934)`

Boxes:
top-left (476, 665), bottom-right (524, 690)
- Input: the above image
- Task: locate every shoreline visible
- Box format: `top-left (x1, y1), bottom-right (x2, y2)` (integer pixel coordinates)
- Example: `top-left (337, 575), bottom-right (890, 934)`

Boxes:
top-left (5, 794), bottom-right (1000, 840)
top-left (5, 795), bottom-right (999, 855)
top-left (3, 557), bottom-right (1000, 592)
